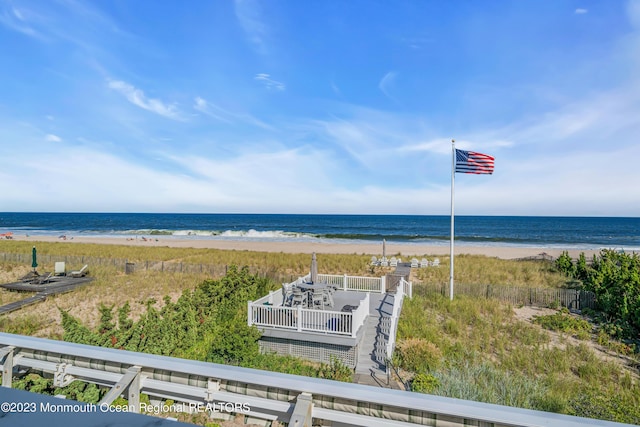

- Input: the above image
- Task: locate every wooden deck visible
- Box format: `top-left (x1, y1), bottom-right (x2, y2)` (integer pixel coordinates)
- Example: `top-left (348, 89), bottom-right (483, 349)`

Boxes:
top-left (0, 276), bottom-right (94, 315)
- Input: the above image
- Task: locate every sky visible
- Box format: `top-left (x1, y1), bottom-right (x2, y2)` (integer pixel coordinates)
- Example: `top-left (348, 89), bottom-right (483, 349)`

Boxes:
top-left (1, 0), bottom-right (639, 216)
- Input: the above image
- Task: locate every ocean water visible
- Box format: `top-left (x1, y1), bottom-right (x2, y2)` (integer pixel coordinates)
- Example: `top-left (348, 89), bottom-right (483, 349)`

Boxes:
top-left (0, 213), bottom-right (638, 250)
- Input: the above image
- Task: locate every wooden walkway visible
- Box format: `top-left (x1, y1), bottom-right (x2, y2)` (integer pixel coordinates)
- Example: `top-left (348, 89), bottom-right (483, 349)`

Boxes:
top-left (0, 277), bottom-right (93, 315)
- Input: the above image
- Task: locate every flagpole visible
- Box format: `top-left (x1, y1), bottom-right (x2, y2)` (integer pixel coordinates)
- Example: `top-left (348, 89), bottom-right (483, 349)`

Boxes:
top-left (450, 139), bottom-right (455, 301)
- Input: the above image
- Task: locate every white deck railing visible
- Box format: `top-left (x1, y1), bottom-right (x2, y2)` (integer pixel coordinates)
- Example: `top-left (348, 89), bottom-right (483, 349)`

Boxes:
top-left (386, 278), bottom-right (411, 360)
top-left (316, 274), bottom-right (385, 293)
top-left (248, 301), bottom-right (367, 337)
top-left (249, 274), bottom-right (382, 338)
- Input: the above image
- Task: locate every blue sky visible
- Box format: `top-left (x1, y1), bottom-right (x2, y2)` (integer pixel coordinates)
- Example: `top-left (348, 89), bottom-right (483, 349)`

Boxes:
top-left (1, 0), bottom-right (639, 216)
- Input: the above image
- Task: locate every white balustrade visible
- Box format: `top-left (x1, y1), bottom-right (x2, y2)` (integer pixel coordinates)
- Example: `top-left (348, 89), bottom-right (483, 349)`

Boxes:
top-left (386, 278), bottom-right (411, 360)
top-left (249, 274), bottom-right (384, 337)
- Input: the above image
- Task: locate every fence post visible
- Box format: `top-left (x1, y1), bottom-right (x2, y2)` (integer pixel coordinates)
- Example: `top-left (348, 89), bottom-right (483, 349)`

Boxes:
top-left (247, 301), bottom-right (252, 326)
top-left (343, 274), bottom-right (347, 291)
top-left (297, 306), bottom-right (303, 332)
top-left (381, 276), bottom-right (386, 293)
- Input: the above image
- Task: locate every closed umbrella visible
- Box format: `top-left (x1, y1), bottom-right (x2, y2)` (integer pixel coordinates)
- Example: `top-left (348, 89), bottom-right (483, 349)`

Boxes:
top-left (382, 239), bottom-right (386, 260)
top-left (31, 246), bottom-right (38, 270)
top-left (310, 252), bottom-right (318, 284)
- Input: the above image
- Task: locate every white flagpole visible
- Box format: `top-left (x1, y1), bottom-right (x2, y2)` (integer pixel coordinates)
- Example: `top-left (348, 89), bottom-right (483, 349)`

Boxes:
top-left (450, 139), bottom-right (455, 301)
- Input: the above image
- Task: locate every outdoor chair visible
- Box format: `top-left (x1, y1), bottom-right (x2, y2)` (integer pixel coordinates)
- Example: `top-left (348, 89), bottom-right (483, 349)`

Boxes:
top-left (312, 292), bottom-right (324, 309)
top-left (380, 257), bottom-right (388, 267)
top-left (420, 258), bottom-right (429, 268)
top-left (69, 265), bottom-right (89, 278)
top-left (322, 288), bottom-right (334, 308)
top-left (282, 284), bottom-right (293, 306)
top-left (34, 272), bottom-right (53, 284)
top-left (54, 262), bottom-right (66, 276)
top-left (410, 258), bottom-right (419, 268)
top-left (370, 256), bottom-right (378, 266)
top-left (389, 257), bottom-right (397, 267)
top-left (291, 288), bottom-right (306, 307)
top-left (431, 258), bottom-right (440, 267)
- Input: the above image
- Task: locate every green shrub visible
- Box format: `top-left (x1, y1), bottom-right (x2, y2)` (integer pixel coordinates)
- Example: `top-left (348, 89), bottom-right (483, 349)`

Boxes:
top-left (396, 338), bottom-right (443, 372)
top-left (411, 373), bottom-right (440, 393)
top-left (533, 312), bottom-right (592, 340)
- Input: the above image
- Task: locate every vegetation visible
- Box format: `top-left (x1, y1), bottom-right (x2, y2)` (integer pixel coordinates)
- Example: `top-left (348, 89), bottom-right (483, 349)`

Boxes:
top-left (532, 309), bottom-right (592, 340)
top-left (556, 249), bottom-right (640, 340)
top-left (413, 254), bottom-right (568, 288)
top-left (59, 266), bottom-right (352, 381)
top-left (2, 242), bottom-right (639, 424)
top-left (396, 292), bottom-right (640, 424)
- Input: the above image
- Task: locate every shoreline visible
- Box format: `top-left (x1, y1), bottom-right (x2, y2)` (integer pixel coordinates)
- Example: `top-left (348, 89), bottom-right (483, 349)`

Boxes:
top-left (6, 235), bottom-right (607, 260)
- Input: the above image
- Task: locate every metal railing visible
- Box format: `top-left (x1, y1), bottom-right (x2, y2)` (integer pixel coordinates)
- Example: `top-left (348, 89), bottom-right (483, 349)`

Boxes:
top-left (0, 333), bottom-right (632, 427)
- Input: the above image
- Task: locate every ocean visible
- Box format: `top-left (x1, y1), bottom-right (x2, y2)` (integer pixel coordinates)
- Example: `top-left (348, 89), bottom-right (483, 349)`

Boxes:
top-left (0, 213), bottom-right (638, 250)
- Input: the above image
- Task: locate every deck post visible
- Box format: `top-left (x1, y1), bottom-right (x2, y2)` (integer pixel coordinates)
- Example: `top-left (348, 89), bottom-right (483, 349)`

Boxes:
top-left (343, 274), bottom-right (347, 291)
top-left (297, 306), bottom-right (303, 332)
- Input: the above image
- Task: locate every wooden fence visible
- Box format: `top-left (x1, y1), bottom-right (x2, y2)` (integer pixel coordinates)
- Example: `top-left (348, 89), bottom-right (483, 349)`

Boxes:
top-left (0, 252), bottom-right (300, 284)
top-left (414, 282), bottom-right (596, 311)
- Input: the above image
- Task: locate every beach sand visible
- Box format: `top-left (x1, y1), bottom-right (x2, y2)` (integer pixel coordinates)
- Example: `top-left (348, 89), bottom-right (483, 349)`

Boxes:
top-left (9, 235), bottom-right (602, 260)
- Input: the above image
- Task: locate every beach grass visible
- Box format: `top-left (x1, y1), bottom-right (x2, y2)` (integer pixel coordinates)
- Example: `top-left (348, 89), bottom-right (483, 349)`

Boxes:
top-left (0, 240), bottom-right (572, 337)
top-left (0, 240), bottom-right (569, 286)
top-left (396, 292), bottom-right (640, 423)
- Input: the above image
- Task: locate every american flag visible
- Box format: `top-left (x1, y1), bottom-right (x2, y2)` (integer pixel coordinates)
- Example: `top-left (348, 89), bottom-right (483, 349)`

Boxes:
top-left (455, 149), bottom-right (494, 174)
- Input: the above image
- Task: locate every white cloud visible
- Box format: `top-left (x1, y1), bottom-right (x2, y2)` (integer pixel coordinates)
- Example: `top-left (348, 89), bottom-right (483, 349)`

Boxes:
top-left (193, 96), bottom-right (275, 130)
top-left (108, 79), bottom-right (182, 120)
top-left (378, 71), bottom-right (398, 101)
top-left (235, 0), bottom-right (269, 55)
top-left (193, 97), bottom-right (232, 123)
top-left (574, 8), bottom-right (588, 14)
top-left (45, 134), bottom-right (61, 142)
top-left (0, 5), bottom-right (44, 39)
top-left (254, 73), bottom-right (285, 91)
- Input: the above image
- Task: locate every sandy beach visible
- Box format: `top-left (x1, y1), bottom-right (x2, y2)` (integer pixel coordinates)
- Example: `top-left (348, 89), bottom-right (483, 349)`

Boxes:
top-left (8, 234), bottom-right (603, 260)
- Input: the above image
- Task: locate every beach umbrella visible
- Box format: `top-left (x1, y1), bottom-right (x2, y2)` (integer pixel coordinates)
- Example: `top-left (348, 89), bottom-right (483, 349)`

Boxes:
top-left (382, 239), bottom-right (386, 259)
top-left (31, 246), bottom-right (38, 270)
top-left (310, 252), bottom-right (318, 283)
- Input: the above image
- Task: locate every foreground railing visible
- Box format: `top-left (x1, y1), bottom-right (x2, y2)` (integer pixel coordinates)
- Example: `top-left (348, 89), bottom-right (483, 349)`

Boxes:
top-left (0, 333), bottom-right (631, 427)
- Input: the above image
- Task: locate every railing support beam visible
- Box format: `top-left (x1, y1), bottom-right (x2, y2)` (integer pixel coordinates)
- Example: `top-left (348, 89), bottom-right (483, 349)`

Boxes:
top-left (0, 346), bottom-right (14, 388)
top-left (289, 392), bottom-right (313, 427)
top-left (98, 365), bottom-right (141, 410)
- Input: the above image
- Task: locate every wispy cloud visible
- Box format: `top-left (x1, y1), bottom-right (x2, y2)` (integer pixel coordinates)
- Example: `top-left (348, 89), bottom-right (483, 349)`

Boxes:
top-left (193, 97), bottom-right (233, 123)
top-left (254, 73), bottom-right (285, 91)
top-left (193, 96), bottom-right (275, 130)
top-left (0, 5), bottom-right (45, 40)
top-left (575, 8), bottom-right (588, 14)
top-left (45, 134), bottom-right (62, 142)
top-left (235, 0), bottom-right (269, 55)
top-left (108, 80), bottom-right (182, 120)
top-left (378, 71), bottom-right (398, 102)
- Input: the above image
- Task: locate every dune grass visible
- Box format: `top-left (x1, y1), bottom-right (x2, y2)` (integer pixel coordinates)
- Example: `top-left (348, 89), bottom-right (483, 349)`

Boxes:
top-left (396, 291), bottom-right (640, 423)
top-left (413, 254), bottom-right (568, 288)
top-left (0, 241), bottom-right (572, 339)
